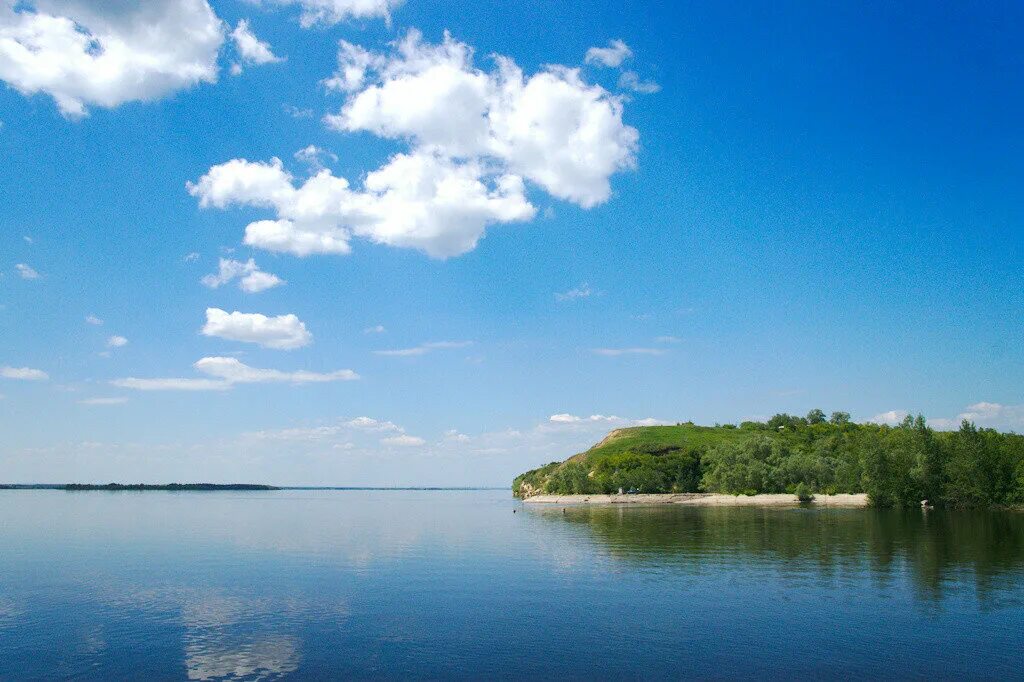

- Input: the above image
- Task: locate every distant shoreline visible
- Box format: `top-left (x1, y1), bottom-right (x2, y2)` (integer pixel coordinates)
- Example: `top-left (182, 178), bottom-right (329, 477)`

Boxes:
top-left (0, 484), bottom-right (504, 492)
top-left (0, 483), bottom-right (279, 491)
top-left (523, 493), bottom-right (870, 507)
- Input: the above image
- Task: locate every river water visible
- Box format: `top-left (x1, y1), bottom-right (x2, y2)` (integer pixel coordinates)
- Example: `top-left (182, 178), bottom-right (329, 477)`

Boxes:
top-left (1, 489), bottom-right (1022, 679)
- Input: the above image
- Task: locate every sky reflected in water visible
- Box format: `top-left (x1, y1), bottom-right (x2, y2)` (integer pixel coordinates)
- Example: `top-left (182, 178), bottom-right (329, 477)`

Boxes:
top-left (1, 490), bottom-right (1023, 679)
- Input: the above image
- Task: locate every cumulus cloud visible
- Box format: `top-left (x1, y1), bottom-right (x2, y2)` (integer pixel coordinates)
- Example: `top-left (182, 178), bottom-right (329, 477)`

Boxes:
top-left (230, 19), bottom-right (282, 69)
top-left (866, 403), bottom-right (1024, 431)
top-left (363, 324), bottom-right (386, 334)
top-left (201, 308), bottom-right (311, 349)
top-left (591, 347), bottom-right (666, 356)
top-left (192, 30), bottom-right (639, 259)
top-left (252, 0), bottom-right (402, 28)
top-left (585, 39), bottom-right (632, 68)
top-left (106, 335), bottom-right (129, 348)
top-left (189, 151), bottom-right (535, 258)
top-left (14, 263), bottom-right (39, 279)
top-left (555, 283), bottom-right (593, 302)
top-left (201, 258), bottom-right (285, 293)
top-left (0, 0), bottom-right (224, 118)
top-left (868, 410), bottom-right (910, 426)
top-left (327, 30), bottom-right (638, 207)
top-left (1, 366), bottom-right (48, 380)
top-left (957, 402), bottom-right (1024, 427)
top-left (113, 356), bottom-right (358, 391)
top-left (373, 340), bottom-right (472, 357)
top-left (85, 315), bottom-right (104, 326)
top-left (346, 416), bottom-right (401, 431)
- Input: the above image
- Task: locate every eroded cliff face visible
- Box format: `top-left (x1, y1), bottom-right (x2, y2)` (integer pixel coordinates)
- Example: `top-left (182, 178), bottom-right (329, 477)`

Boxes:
top-left (516, 480), bottom-right (542, 499)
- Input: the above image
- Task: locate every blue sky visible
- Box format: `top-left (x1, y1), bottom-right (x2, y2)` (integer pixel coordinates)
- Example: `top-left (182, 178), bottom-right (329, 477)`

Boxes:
top-left (1, 0), bottom-right (1022, 485)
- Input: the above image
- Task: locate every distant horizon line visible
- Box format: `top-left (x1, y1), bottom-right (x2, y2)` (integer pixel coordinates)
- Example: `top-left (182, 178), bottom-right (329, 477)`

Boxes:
top-left (0, 483), bottom-right (508, 491)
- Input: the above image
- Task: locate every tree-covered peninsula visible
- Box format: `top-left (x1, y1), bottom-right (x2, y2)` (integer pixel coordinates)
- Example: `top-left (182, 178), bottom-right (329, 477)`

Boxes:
top-left (513, 412), bottom-right (1024, 508)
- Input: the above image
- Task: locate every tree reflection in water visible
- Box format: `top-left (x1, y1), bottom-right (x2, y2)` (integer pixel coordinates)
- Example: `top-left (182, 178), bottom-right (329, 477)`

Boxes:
top-left (528, 505), bottom-right (1024, 606)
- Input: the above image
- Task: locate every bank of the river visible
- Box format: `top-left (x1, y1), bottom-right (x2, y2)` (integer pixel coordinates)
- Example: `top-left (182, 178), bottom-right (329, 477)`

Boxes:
top-left (523, 492), bottom-right (869, 507)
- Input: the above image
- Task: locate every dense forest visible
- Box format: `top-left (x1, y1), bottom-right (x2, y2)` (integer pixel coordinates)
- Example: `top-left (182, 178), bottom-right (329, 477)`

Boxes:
top-left (513, 412), bottom-right (1024, 508)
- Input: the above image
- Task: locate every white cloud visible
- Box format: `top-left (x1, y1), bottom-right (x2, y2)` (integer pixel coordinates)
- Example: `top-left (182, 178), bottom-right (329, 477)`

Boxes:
top-left (114, 356), bottom-right (358, 391)
top-left (363, 324), bottom-right (386, 334)
top-left (1, 366), bottom-right (49, 381)
top-left (194, 356), bottom-right (358, 383)
top-left (957, 402), bottom-right (1024, 427)
top-left (865, 402), bottom-right (1024, 431)
top-left (868, 410), bottom-right (909, 426)
top-left (654, 336), bottom-right (682, 344)
top-left (0, 0), bottom-right (224, 118)
top-left (633, 417), bottom-right (668, 426)
top-left (346, 416), bottom-right (401, 431)
top-left (293, 145), bottom-right (337, 171)
top-left (326, 30), bottom-right (638, 209)
top-left (85, 315), bottom-right (104, 326)
top-left (548, 413), bottom-right (623, 424)
top-left (111, 377), bottom-right (231, 392)
top-left (189, 151), bottom-right (535, 258)
top-left (78, 397), bottom-right (128, 406)
top-left (555, 283), bottom-right (592, 302)
top-left (201, 308), bottom-right (311, 349)
top-left (252, 0), bottom-right (402, 28)
top-left (230, 19), bottom-right (282, 68)
top-left (381, 434), bottom-right (425, 447)
top-left (443, 429), bottom-right (470, 443)
top-left (373, 340), bottom-right (472, 357)
top-left (22, 235), bottom-right (32, 244)
top-left (618, 70), bottom-right (660, 94)
top-left (282, 104), bottom-right (314, 119)
top-left (201, 258), bottom-right (285, 293)
top-left (106, 335), bottom-right (129, 348)
top-left (591, 347), bottom-right (666, 356)
top-left (585, 39), bottom-right (632, 68)
top-left (183, 252), bottom-right (201, 263)
top-left (193, 31), bottom-right (638, 258)
top-left (322, 40), bottom-right (381, 92)
top-left (14, 263), bottom-right (39, 279)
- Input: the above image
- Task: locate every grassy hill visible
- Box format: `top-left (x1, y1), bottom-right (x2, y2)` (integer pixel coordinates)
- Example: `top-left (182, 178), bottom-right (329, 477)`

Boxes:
top-left (513, 413), bottom-right (1024, 508)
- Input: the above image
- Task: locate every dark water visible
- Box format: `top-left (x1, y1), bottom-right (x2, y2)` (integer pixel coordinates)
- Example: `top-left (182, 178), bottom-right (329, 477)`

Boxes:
top-left (1, 490), bottom-right (1023, 680)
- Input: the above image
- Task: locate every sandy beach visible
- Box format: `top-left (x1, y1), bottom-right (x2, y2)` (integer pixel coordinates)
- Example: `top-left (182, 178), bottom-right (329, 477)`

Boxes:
top-left (522, 492), bottom-right (869, 507)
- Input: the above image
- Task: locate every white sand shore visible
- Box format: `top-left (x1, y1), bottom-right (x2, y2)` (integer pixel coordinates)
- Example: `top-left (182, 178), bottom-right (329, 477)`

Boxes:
top-left (523, 492), bottom-right (869, 507)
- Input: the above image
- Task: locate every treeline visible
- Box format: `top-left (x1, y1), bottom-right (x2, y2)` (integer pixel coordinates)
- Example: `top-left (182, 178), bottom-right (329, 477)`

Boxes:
top-left (61, 483), bottom-right (279, 491)
top-left (516, 413), bottom-right (1024, 508)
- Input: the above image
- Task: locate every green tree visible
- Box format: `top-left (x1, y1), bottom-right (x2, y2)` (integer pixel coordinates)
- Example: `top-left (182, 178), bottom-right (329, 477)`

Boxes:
top-left (807, 409), bottom-right (827, 425)
top-left (830, 411), bottom-right (851, 426)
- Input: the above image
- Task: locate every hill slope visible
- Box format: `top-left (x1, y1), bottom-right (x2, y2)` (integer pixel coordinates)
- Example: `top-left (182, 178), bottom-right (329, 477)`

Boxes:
top-left (513, 416), bottom-right (1024, 508)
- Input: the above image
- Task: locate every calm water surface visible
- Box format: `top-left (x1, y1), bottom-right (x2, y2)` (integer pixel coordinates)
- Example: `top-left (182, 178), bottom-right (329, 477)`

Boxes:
top-left (1, 490), bottom-right (1023, 680)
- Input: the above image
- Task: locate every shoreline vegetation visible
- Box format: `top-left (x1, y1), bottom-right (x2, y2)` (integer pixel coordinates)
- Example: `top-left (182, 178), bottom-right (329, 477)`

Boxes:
top-left (525, 492), bottom-right (868, 507)
top-left (514, 411), bottom-right (1024, 509)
